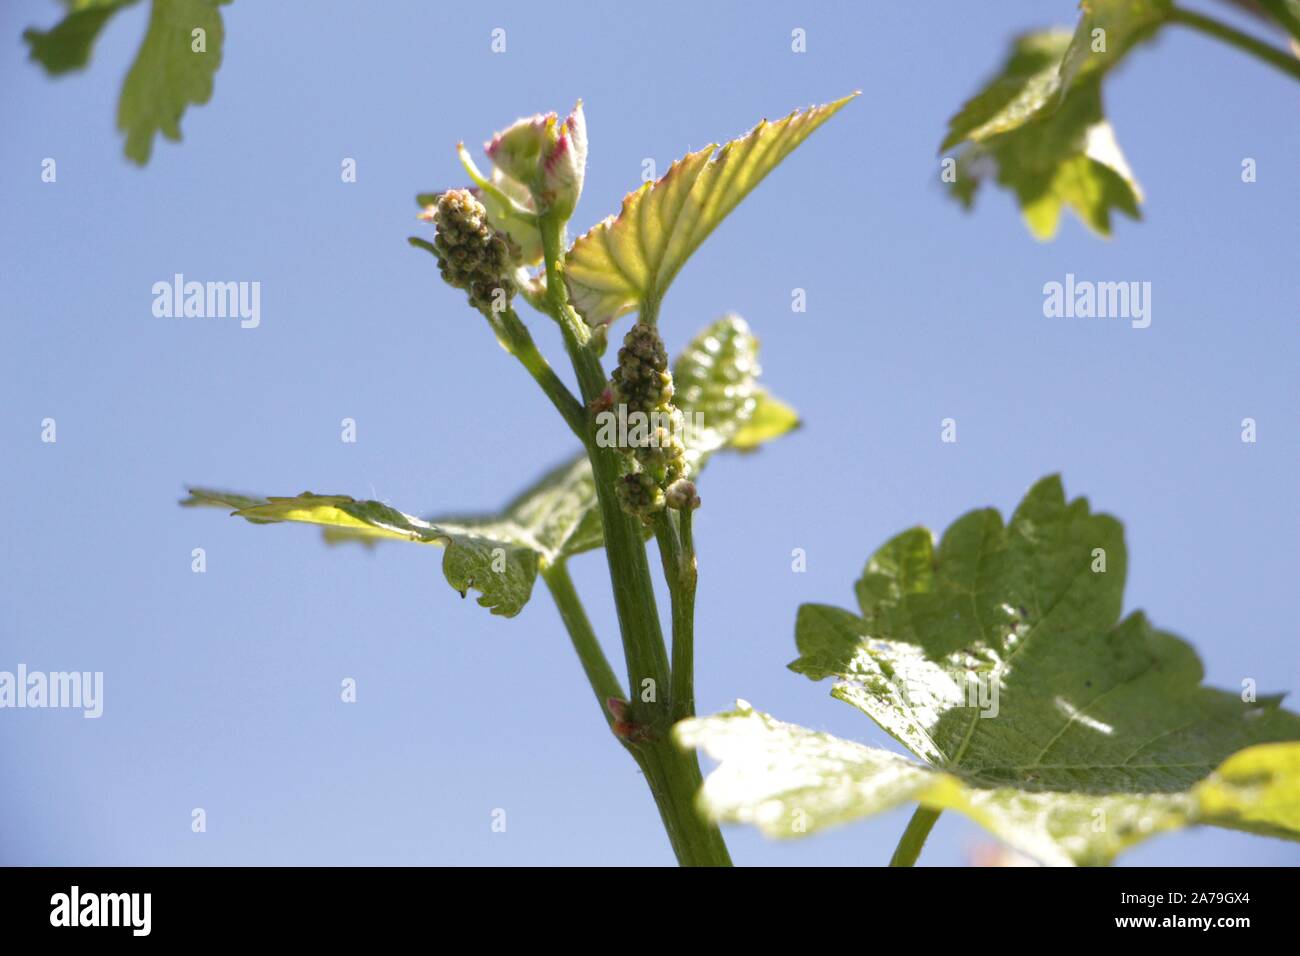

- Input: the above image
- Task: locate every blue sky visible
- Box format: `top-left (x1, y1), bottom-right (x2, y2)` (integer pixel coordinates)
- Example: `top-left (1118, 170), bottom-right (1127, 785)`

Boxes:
top-left (3, 0), bottom-right (1298, 866)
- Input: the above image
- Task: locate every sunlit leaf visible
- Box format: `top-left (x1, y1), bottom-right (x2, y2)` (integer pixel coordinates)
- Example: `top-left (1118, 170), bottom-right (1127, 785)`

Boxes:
top-left (678, 704), bottom-right (1300, 866)
top-left (680, 477), bottom-right (1300, 864)
top-left (729, 390), bottom-right (800, 452)
top-left (182, 486), bottom-right (271, 517)
top-left (430, 455), bottom-right (604, 565)
top-left (564, 93), bottom-right (857, 327)
top-left (183, 315), bottom-right (798, 587)
top-left (673, 315), bottom-right (763, 470)
top-left (1194, 742), bottom-right (1300, 839)
top-left (182, 489), bottom-right (538, 617)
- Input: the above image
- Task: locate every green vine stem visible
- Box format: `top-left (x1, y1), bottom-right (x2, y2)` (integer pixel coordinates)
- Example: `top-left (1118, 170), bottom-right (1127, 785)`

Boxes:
top-left (654, 510), bottom-right (699, 723)
top-left (541, 561), bottom-right (624, 718)
top-left (1170, 4), bottom-right (1300, 81)
top-left (674, 508), bottom-right (698, 721)
top-left (889, 806), bottom-right (941, 867)
top-left (634, 738), bottom-right (733, 866)
top-left (542, 551), bottom-right (730, 866)
top-left (539, 214), bottom-right (671, 711)
top-left (492, 306), bottom-right (586, 439)
top-left (532, 211), bottom-right (728, 866)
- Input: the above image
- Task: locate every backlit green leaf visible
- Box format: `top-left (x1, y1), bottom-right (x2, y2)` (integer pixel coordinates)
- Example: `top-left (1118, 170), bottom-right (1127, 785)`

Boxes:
top-left (944, 1), bottom-right (1172, 238)
top-left (429, 455), bottom-right (604, 565)
top-left (678, 704), bottom-right (1300, 866)
top-left (680, 477), bottom-right (1300, 864)
top-left (182, 489), bottom-right (538, 617)
top-left (564, 94), bottom-right (857, 327)
top-left (117, 0), bottom-right (229, 165)
top-left (181, 317), bottom-right (798, 603)
top-left (1194, 742), bottom-right (1300, 839)
top-left (673, 315), bottom-right (763, 470)
top-left (729, 390), bottom-right (800, 452)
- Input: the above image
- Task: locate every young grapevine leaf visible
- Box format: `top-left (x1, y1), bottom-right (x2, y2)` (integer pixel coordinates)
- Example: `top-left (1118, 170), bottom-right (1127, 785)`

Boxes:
top-left (679, 477), bottom-right (1300, 864)
top-left (563, 94), bottom-right (857, 327)
top-left (183, 490), bottom-right (539, 617)
top-left (673, 315), bottom-right (775, 469)
top-left (428, 456), bottom-right (605, 565)
top-left (182, 316), bottom-right (798, 605)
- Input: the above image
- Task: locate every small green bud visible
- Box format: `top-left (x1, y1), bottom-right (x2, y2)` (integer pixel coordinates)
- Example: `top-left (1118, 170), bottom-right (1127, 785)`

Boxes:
top-left (665, 479), bottom-right (700, 511)
top-left (616, 471), bottom-right (665, 524)
top-left (484, 102), bottom-right (587, 222)
top-left (484, 114), bottom-right (550, 188)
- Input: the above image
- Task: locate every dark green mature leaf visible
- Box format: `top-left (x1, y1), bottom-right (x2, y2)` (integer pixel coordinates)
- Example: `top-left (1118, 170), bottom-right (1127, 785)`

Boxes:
top-left (118, 0), bottom-right (229, 165)
top-left (679, 477), bottom-right (1300, 864)
top-left (944, 1), bottom-right (1171, 238)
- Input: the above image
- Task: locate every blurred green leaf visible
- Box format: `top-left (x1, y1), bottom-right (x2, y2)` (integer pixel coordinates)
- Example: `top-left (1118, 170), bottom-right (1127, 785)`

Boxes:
top-left (118, 0), bottom-right (229, 165)
top-left (944, 1), bottom-right (1174, 238)
top-left (1257, 0), bottom-right (1300, 43)
top-left (729, 390), bottom-right (800, 452)
top-left (24, 0), bottom-right (230, 165)
top-left (23, 0), bottom-right (141, 75)
top-left (674, 315), bottom-right (767, 470)
top-left (1195, 741), bottom-right (1300, 839)
top-left (680, 476), bottom-right (1300, 864)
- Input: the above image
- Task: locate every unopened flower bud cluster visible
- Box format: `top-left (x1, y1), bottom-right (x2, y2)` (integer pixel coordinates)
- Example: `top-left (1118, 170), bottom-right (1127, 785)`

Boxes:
top-left (610, 324), bottom-right (697, 522)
